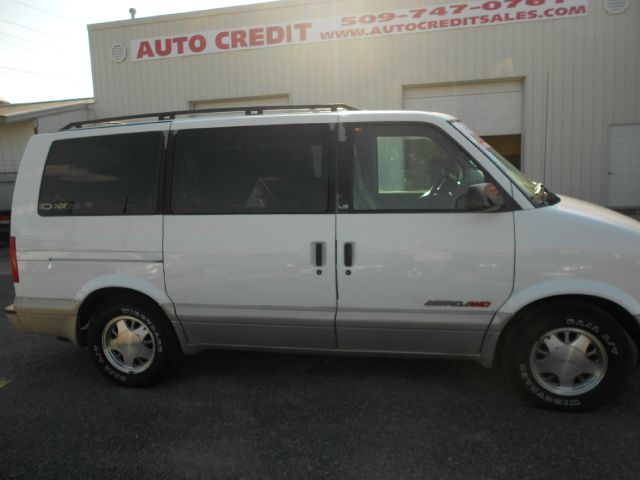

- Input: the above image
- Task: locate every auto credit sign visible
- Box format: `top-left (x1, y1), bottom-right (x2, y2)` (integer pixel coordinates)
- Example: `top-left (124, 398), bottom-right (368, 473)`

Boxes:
top-left (131, 0), bottom-right (588, 62)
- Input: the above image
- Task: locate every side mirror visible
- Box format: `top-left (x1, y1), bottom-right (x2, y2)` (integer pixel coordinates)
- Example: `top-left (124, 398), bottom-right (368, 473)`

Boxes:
top-left (461, 183), bottom-right (505, 212)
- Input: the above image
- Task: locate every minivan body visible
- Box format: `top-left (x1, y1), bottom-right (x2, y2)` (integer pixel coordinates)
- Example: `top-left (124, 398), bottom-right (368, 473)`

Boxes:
top-left (6, 108), bottom-right (640, 410)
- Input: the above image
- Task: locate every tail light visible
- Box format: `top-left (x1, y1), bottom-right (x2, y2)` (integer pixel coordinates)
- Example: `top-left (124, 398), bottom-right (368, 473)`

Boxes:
top-left (10, 236), bottom-right (19, 283)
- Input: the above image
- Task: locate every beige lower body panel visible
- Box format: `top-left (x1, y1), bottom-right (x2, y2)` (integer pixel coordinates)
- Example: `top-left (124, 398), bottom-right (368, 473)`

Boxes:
top-left (6, 297), bottom-right (79, 344)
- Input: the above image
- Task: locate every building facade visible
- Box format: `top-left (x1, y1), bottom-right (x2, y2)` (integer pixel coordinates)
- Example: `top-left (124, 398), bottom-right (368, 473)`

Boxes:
top-left (88, 0), bottom-right (639, 207)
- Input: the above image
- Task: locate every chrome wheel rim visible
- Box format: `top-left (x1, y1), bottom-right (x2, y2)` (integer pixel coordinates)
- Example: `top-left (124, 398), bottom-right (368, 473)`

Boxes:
top-left (102, 315), bottom-right (156, 374)
top-left (529, 327), bottom-right (608, 396)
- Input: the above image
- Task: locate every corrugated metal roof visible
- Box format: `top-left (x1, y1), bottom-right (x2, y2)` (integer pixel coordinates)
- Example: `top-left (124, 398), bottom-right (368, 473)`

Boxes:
top-left (0, 98), bottom-right (94, 123)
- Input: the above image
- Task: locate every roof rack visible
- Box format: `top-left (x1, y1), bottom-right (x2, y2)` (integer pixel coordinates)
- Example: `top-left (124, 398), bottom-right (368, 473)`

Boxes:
top-left (60, 103), bottom-right (358, 130)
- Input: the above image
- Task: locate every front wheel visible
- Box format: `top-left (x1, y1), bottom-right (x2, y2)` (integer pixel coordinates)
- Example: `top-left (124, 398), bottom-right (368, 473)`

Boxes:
top-left (502, 302), bottom-right (637, 411)
top-left (88, 297), bottom-right (181, 387)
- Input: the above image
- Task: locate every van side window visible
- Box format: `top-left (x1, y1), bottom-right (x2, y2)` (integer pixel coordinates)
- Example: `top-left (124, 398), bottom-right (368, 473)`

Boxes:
top-left (38, 132), bottom-right (164, 216)
top-left (351, 124), bottom-right (487, 211)
top-left (171, 124), bottom-right (330, 214)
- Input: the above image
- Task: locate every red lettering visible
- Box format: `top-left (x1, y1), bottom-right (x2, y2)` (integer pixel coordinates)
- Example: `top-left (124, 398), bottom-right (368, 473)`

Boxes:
top-left (266, 26), bottom-right (285, 45)
top-left (463, 301), bottom-right (492, 308)
top-left (450, 18), bottom-right (462, 27)
top-left (155, 39), bottom-right (172, 57)
top-left (249, 28), bottom-right (264, 46)
top-left (427, 20), bottom-right (438, 29)
top-left (439, 19), bottom-right (450, 28)
top-left (189, 34), bottom-right (206, 53)
top-left (136, 41), bottom-right (154, 59)
top-left (231, 30), bottom-right (247, 48)
top-left (172, 36), bottom-right (188, 54)
top-left (293, 22), bottom-right (312, 41)
top-left (483, 1), bottom-right (501, 10)
top-left (216, 31), bottom-right (229, 50)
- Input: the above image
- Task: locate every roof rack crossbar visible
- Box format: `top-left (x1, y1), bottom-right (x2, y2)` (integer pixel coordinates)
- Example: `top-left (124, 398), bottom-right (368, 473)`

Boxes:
top-left (60, 103), bottom-right (358, 130)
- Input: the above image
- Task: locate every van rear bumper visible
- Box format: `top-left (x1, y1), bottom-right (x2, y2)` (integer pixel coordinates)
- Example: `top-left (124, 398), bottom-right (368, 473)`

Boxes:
top-left (4, 298), bottom-right (78, 344)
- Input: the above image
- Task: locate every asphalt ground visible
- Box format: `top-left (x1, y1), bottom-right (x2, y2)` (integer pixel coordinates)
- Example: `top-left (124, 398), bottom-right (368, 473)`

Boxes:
top-left (1, 250), bottom-right (639, 479)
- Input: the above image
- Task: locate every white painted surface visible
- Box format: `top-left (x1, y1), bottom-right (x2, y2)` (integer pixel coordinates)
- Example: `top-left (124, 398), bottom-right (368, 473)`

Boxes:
top-left (608, 124), bottom-right (640, 208)
top-left (163, 215), bottom-right (337, 347)
top-left (335, 212), bottom-right (515, 354)
top-left (496, 195), bottom-right (640, 323)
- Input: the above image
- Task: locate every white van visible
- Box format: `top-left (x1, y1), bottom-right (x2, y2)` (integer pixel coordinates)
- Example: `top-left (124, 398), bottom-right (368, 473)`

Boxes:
top-left (5, 105), bottom-right (639, 410)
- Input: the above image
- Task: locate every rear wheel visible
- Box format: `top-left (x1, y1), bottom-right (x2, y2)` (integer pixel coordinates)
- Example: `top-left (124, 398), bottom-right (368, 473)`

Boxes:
top-left (88, 297), bottom-right (181, 387)
top-left (503, 302), bottom-right (636, 411)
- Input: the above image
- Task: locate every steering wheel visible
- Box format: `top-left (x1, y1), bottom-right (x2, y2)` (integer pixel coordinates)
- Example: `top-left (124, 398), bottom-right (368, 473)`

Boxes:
top-left (431, 163), bottom-right (463, 194)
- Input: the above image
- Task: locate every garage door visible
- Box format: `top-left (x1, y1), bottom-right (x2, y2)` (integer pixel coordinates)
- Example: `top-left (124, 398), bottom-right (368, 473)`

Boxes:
top-left (191, 94), bottom-right (289, 110)
top-left (404, 80), bottom-right (523, 168)
top-left (404, 80), bottom-right (522, 135)
top-left (608, 124), bottom-right (640, 208)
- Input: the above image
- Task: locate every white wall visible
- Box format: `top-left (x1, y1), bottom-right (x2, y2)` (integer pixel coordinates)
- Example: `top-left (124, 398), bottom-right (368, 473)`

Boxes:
top-left (88, 0), bottom-right (640, 205)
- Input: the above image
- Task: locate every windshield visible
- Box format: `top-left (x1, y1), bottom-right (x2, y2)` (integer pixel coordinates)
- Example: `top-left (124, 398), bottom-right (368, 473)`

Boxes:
top-left (451, 121), bottom-right (558, 207)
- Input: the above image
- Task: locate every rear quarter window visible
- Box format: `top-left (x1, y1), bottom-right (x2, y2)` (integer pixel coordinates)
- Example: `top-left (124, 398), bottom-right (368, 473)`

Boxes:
top-left (38, 132), bottom-right (164, 216)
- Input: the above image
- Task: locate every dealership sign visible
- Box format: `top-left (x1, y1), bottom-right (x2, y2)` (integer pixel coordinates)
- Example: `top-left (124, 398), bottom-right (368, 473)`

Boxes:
top-left (131, 0), bottom-right (588, 62)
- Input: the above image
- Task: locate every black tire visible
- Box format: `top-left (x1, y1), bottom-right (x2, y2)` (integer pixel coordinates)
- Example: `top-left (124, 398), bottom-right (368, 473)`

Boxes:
top-left (502, 302), bottom-right (637, 411)
top-left (88, 296), bottom-right (181, 387)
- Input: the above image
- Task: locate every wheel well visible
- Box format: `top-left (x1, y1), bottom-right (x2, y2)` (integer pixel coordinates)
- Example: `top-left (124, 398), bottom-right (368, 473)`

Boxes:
top-left (496, 294), bottom-right (640, 364)
top-left (76, 288), bottom-right (168, 346)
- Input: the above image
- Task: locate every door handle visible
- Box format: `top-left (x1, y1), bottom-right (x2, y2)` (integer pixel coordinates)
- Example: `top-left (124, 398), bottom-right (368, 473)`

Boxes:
top-left (344, 242), bottom-right (354, 267)
top-left (313, 242), bottom-right (324, 267)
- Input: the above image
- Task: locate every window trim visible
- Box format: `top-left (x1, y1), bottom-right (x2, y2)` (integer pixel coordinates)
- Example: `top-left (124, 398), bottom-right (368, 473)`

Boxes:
top-left (340, 122), bottom-right (519, 214)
